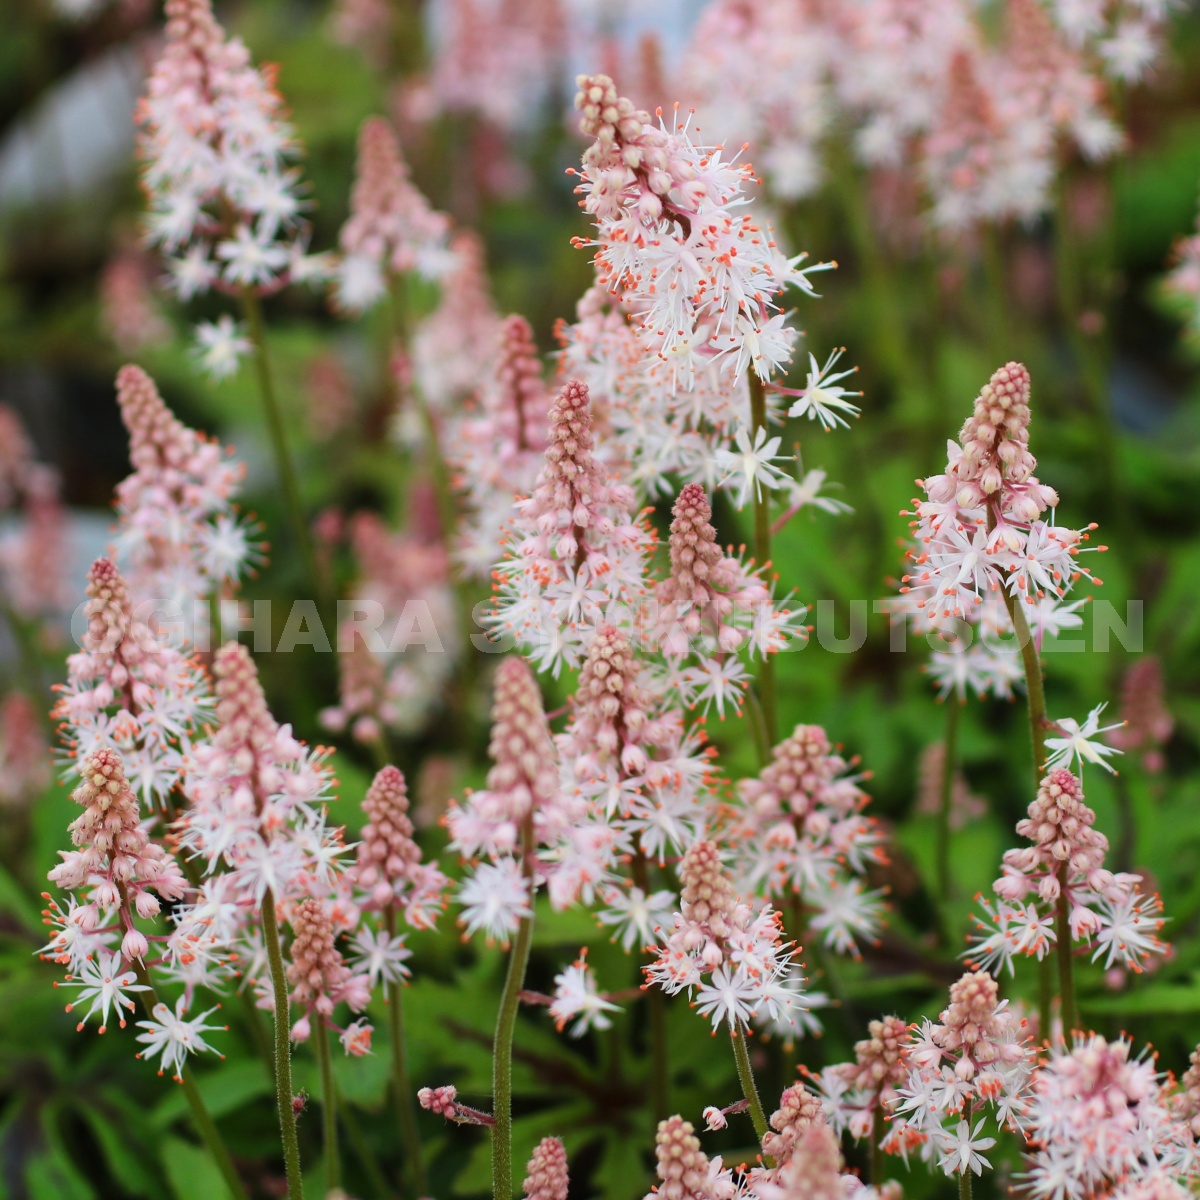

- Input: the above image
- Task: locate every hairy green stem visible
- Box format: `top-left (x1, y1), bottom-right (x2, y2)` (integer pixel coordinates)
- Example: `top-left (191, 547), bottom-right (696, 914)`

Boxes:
top-left (1056, 861), bottom-right (1078, 1036)
top-left (730, 1029), bottom-right (769, 1148)
top-left (314, 1017), bottom-right (340, 1194)
top-left (385, 908), bottom-right (427, 1196)
top-left (958, 1099), bottom-right (974, 1200)
top-left (262, 891), bottom-right (305, 1200)
top-left (127, 959), bottom-right (249, 1200)
top-left (492, 817), bottom-right (536, 1200)
top-left (748, 373), bottom-right (777, 747)
top-left (936, 700), bottom-right (963, 906)
top-left (632, 854), bottom-right (670, 1124)
top-left (240, 289), bottom-right (318, 598)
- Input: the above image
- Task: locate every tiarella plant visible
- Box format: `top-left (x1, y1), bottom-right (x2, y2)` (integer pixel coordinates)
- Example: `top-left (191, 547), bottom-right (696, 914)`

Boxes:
top-left (13, 1), bottom-right (1200, 1199)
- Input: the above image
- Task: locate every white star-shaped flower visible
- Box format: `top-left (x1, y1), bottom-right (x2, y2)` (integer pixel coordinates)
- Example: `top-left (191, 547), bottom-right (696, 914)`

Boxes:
top-left (1044, 702), bottom-right (1125, 775)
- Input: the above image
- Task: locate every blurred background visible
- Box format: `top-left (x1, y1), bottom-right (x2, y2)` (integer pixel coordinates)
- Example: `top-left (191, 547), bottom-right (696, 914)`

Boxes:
top-left (4, 1), bottom-right (1200, 1197)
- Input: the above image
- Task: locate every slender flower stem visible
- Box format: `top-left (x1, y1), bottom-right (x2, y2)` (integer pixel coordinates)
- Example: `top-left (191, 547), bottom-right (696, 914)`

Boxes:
top-left (632, 854), bottom-right (670, 1125)
top-left (126, 959), bottom-right (249, 1200)
top-left (337, 1086), bottom-right (396, 1200)
top-left (744, 688), bottom-right (771, 769)
top-left (1001, 591), bottom-right (1048, 780)
top-left (492, 817), bottom-right (537, 1200)
top-left (1038, 954), bottom-right (1053, 1048)
top-left (1001, 587), bottom-right (1076, 1036)
top-left (959, 1168), bottom-right (973, 1200)
top-left (240, 288), bottom-right (318, 598)
top-left (314, 1016), bottom-right (340, 1195)
top-left (261, 890), bottom-right (305, 1200)
top-left (747, 373), bottom-right (777, 747)
top-left (385, 909), bottom-right (427, 1197)
top-left (958, 1098), bottom-right (974, 1200)
top-left (1055, 861), bottom-right (1078, 1035)
top-left (730, 1028), bottom-right (768, 1147)
top-left (870, 1105), bottom-right (885, 1190)
top-left (936, 700), bottom-right (963, 905)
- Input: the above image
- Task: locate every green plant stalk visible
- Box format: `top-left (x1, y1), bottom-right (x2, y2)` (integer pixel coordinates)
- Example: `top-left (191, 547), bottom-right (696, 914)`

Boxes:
top-left (337, 1083), bottom-right (396, 1200)
top-left (492, 817), bottom-right (537, 1200)
top-left (870, 1104), bottom-right (886, 1189)
top-left (240, 288), bottom-right (318, 599)
top-left (1001, 590), bottom-right (1047, 783)
top-left (632, 854), bottom-right (670, 1124)
top-left (1001, 589), bottom-right (1076, 1036)
top-left (744, 688), bottom-right (771, 769)
top-left (262, 890), bottom-right (305, 1200)
top-left (1038, 954), bottom-right (1053, 1049)
top-left (385, 908), bottom-right (427, 1196)
top-left (936, 699), bottom-right (963, 906)
top-left (1056, 861), bottom-right (1078, 1035)
top-left (958, 1099), bottom-right (974, 1200)
top-left (314, 1016), bottom-right (340, 1194)
top-left (126, 959), bottom-right (249, 1200)
top-left (748, 373), bottom-right (777, 747)
top-left (730, 1028), bottom-right (769, 1147)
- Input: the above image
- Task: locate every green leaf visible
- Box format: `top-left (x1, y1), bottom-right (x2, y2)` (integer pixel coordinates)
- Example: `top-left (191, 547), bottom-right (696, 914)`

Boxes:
top-left (78, 1106), bottom-right (162, 1195)
top-left (160, 1135), bottom-right (232, 1200)
top-left (152, 1059), bottom-right (271, 1129)
top-left (0, 859), bottom-right (40, 933)
top-left (1082, 975), bottom-right (1200, 1017)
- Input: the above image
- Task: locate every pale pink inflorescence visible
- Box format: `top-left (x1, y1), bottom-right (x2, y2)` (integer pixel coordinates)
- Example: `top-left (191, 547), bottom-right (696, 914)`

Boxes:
top-left (0, 405), bottom-right (68, 630)
top-left (113, 364), bottom-right (255, 609)
top-left (449, 657), bottom-right (566, 942)
top-left (645, 839), bottom-right (796, 1032)
top-left (136, 0), bottom-right (322, 300)
top-left (550, 622), bottom-right (713, 916)
top-left (645, 1114), bottom-right (732, 1200)
top-left (760, 1122), bottom-right (846, 1200)
top-left (808, 1014), bottom-right (911, 1156)
top-left (862, 970), bottom-right (1031, 1176)
top-left (566, 624), bottom-right (653, 778)
top-left (1026, 1034), bottom-right (1197, 1200)
top-left (49, 747), bottom-right (186, 959)
top-left (412, 231), bottom-right (502, 413)
top-left (916, 741), bottom-right (986, 828)
top-left (896, 362), bottom-right (1100, 699)
top-left (1109, 656), bottom-right (1173, 772)
top-left (650, 483), bottom-right (788, 711)
top-left (100, 246), bottom-right (169, 353)
top-left (321, 631), bottom-right (393, 745)
top-left (0, 693), bottom-right (50, 810)
top-left (1176, 1045), bottom-right (1200, 1138)
top-left (334, 116), bottom-right (452, 312)
top-left (176, 640), bottom-right (343, 961)
top-left (55, 557), bottom-right (212, 805)
top-left (451, 313), bottom-right (549, 578)
top-left (760, 1081), bottom-right (826, 1168)
top-left (491, 377), bottom-right (653, 673)
top-left (286, 897), bottom-right (370, 1046)
top-left (421, 0), bottom-right (566, 133)
top-left (971, 767), bottom-right (1166, 978)
top-left (733, 723), bottom-right (885, 962)
top-left (335, 510), bottom-right (458, 735)
top-left (573, 72), bottom-right (826, 386)
top-left (351, 765), bottom-right (448, 928)
top-left (522, 1136), bottom-right (569, 1200)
